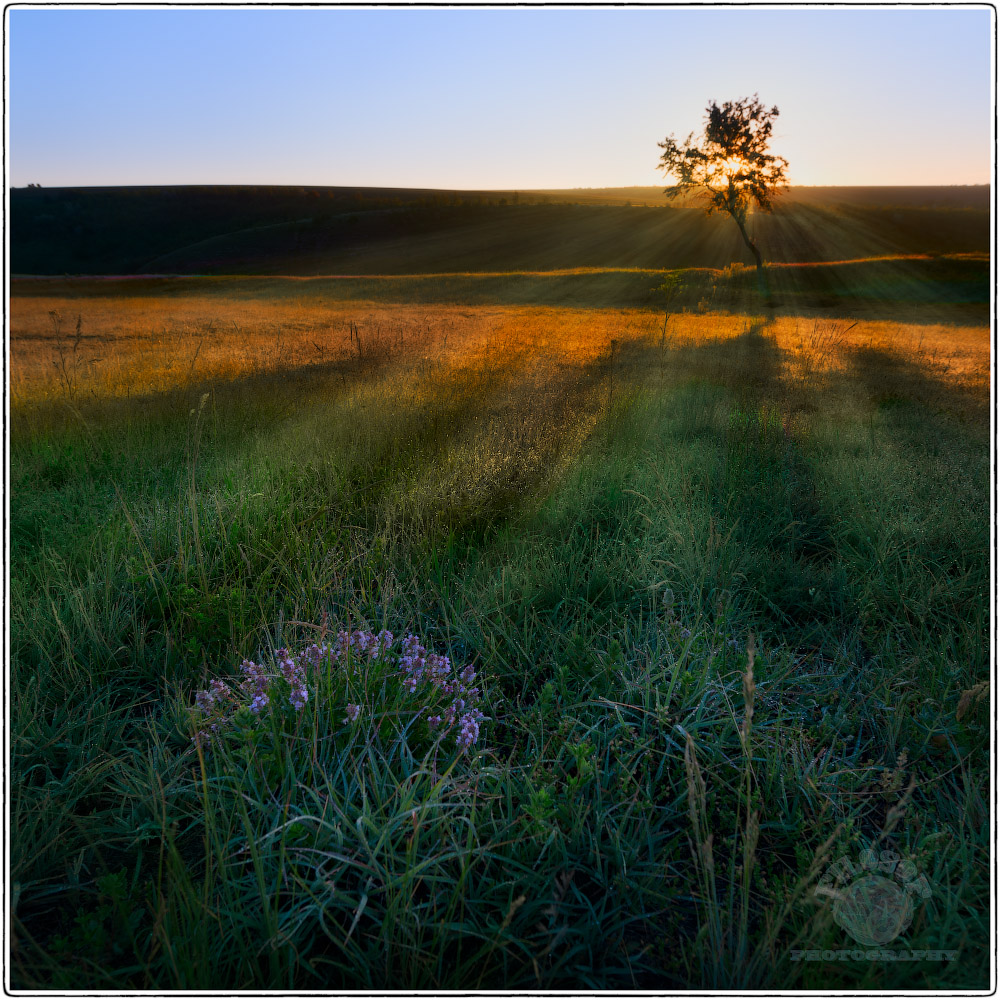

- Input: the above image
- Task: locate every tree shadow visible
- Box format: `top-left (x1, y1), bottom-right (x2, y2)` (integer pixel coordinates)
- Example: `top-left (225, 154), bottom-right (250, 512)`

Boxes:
top-left (615, 320), bottom-right (852, 645)
top-left (669, 254), bottom-right (989, 325)
top-left (842, 343), bottom-right (988, 430)
top-left (611, 319), bottom-right (987, 656)
top-left (819, 343), bottom-right (990, 652)
top-left (614, 316), bottom-right (787, 404)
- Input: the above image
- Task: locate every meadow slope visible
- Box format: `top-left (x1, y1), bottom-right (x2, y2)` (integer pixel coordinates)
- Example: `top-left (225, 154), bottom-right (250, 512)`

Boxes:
top-left (11, 184), bottom-right (989, 276)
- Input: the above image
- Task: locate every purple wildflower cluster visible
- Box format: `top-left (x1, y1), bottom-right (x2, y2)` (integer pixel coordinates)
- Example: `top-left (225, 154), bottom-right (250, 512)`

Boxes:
top-left (398, 634), bottom-right (486, 753)
top-left (240, 659), bottom-right (271, 714)
top-left (195, 678), bottom-right (231, 714)
top-left (192, 625), bottom-right (486, 754)
top-left (278, 648), bottom-right (309, 711)
top-left (335, 628), bottom-right (394, 665)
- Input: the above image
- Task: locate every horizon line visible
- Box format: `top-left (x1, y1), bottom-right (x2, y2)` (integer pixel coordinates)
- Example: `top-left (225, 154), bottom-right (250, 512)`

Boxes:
top-left (11, 181), bottom-right (992, 192)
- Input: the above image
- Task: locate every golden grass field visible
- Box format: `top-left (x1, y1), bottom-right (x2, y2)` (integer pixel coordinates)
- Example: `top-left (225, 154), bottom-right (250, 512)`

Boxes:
top-left (11, 280), bottom-right (988, 420)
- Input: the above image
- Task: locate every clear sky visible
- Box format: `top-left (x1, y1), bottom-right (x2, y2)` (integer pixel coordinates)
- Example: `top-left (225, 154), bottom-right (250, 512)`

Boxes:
top-left (8, 6), bottom-right (994, 189)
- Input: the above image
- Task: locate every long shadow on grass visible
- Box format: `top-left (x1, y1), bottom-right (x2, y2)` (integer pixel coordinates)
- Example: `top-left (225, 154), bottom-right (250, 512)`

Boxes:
top-left (479, 321), bottom-right (853, 686)
top-left (11, 335), bottom-right (427, 440)
top-left (843, 343), bottom-right (988, 429)
top-left (10, 338), bottom-right (545, 690)
top-left (649, 321), bottom-right (850, 645)
top-left (827, 344), bottom-right (989, 653)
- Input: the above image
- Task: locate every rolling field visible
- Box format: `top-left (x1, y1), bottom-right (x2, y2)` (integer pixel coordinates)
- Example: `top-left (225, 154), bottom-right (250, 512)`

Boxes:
top-left (8, 190), bottom-right (992, 989)
top-left (11, 183), bottom-right (989, 275)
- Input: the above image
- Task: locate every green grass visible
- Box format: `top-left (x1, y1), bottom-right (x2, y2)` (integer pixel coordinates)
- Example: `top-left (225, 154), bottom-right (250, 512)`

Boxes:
top-left (9, 275), bottom-right (989, 989)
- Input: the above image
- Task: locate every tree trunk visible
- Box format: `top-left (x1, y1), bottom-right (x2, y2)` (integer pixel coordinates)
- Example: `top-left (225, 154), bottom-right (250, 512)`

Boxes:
top-left (733, 214), bottom-right (767, 295)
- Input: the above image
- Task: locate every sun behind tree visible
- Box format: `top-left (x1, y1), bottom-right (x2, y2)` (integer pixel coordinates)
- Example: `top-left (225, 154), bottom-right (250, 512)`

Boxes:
top-left (658, 95), bottom-right (788, 293)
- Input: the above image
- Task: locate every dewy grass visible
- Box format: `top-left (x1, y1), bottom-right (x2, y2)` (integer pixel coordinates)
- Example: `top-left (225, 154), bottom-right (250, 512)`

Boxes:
top-left (9, 279), bottom-right (989, 989)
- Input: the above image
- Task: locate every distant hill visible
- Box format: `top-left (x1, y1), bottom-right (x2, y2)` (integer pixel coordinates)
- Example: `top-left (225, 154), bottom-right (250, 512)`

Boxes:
top-left (10, 183), bottom-right (990, 276)
top-left (532, 185), bottom-right (990, 210)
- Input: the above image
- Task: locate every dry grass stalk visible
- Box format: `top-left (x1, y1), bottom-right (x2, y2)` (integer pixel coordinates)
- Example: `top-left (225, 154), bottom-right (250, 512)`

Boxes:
top-left (740, 632), bottom-right (756, 745)
top-left (956, 679), bottom-right (989, 722)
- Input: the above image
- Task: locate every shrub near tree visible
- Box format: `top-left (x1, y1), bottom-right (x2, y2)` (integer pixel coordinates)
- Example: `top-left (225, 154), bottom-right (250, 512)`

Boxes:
top-left (658, 94), bottom-right (788, 293)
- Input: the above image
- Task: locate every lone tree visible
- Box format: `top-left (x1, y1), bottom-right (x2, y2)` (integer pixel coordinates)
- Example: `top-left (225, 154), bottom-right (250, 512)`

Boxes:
top-left (658, 95), bottom-right (788, 292)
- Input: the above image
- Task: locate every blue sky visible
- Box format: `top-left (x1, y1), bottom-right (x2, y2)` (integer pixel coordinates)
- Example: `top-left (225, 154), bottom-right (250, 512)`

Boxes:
top-left (8, 6), bottom-right (993, 188)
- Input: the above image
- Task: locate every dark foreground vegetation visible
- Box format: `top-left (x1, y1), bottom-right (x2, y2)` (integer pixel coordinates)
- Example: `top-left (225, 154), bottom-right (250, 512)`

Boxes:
top-left (9, 193), bottom-right (990, 989)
